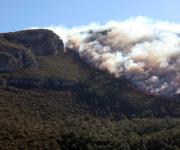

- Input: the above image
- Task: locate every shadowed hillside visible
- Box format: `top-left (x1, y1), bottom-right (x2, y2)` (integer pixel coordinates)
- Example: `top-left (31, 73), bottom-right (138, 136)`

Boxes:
top-left (0, 29), bottom-right (180, 150)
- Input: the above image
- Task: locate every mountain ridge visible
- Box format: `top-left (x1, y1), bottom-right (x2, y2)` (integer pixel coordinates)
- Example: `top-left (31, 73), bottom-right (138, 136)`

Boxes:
top-left (0, 29), bottom-right (180, 149)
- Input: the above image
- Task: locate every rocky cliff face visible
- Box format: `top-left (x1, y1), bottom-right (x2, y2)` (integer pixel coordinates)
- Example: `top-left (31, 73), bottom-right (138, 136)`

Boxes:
top-left (0, 29), bottom-right (64, 72)
top-left (0, 52), bottom-right (20, 72)
top-left (1, 29), bottom-right (64, 55)
top-left (0, 38), bottom-right (37, 72)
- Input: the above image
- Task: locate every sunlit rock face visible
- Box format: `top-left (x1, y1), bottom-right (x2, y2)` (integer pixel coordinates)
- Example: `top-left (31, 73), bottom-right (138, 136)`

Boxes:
top-left (0, 29), bottom-right (65, 72)
top-left (1, 29), bottom-right (64, 55)
top-left (0, 38), bottom-right (37, 72)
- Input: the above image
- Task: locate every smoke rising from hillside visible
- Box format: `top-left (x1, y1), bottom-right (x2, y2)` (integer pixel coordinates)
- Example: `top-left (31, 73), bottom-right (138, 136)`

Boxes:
top-left (44, 16), bottom-right (180, 97)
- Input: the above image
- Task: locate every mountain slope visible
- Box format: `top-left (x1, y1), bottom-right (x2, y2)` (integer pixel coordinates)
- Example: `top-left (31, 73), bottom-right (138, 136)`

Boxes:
top-left (0, 29), bottom-right (180, 150)
top-left (2, 47), bottom-right (180, 117)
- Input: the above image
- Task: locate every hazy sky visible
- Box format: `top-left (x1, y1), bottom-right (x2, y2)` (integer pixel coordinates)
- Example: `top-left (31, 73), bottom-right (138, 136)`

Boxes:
top-left (1, 0), bottom-right (180, 32)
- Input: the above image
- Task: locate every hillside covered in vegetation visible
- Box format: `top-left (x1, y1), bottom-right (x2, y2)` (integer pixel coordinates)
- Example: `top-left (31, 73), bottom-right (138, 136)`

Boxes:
top-left (0, 29), bottom-right (180, 150)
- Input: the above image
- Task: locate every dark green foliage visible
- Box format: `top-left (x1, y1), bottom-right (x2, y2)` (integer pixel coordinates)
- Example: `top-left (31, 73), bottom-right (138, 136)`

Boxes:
top-left (0, 87), bottom-right (180, 149)
top-left (0, 41), bottom-right (180, 149)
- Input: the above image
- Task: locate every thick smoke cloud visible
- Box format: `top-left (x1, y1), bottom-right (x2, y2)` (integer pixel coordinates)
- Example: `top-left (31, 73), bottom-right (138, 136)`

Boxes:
top-left (43, 16), bottom-right (180, 97)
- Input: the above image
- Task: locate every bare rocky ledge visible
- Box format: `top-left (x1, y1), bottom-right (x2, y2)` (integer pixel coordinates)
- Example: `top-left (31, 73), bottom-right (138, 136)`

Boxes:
top-left (0, 29), bottom-right (64, 72)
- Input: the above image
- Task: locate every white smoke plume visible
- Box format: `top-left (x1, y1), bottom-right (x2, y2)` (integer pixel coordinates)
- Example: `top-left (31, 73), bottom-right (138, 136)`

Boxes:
top-left (37, 16), bottom-right (180, 97)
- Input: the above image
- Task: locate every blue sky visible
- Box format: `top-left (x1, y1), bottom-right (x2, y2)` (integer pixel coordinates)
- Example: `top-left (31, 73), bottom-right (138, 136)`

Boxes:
top-left (0, 0), bottom-right (180, 32)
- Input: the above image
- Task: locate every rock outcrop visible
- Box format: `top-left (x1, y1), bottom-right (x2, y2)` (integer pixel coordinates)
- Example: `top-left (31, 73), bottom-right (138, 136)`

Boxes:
top-left (0, 29), bottom-right (64, 72)
top-left (1, 29), bottom-right (64, 55)
top-left (0, 52), bottom-right (19, 72)
top-left (0, 38), bottom-right (37, 72)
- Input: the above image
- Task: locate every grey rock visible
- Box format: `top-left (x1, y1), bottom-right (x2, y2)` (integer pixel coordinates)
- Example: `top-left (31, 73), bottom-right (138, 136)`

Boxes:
top-left (0, 38), bottom-right (37, 72)
top-left (0, 52), bottom-right (19, 72)
top-left (1, 29), bottom-right (64, 55)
